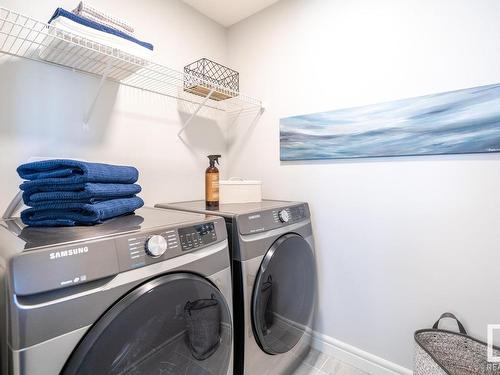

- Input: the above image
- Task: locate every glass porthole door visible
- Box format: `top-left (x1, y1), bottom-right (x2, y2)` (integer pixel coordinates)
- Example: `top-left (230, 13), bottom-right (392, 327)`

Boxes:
top-left (252, 234), bottom-right (316, 354)
top-left (63, 273), bottom-right (232, 375)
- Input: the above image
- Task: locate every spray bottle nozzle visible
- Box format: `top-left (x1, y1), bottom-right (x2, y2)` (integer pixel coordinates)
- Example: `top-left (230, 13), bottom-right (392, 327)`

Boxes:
top-left (207, 155), bottom-right (221, 166)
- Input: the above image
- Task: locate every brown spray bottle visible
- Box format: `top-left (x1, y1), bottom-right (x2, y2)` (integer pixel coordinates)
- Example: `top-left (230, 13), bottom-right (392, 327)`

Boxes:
top-left (205, 155), bottom-right (221, 209)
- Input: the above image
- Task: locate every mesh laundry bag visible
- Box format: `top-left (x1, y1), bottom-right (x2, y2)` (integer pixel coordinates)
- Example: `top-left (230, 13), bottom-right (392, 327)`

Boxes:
top-left (184, 295), bottom-right (221, 360)
top-left (258, 275), bottom-right (274, 335)
top-left (415, 313), bottom-right (500, 375)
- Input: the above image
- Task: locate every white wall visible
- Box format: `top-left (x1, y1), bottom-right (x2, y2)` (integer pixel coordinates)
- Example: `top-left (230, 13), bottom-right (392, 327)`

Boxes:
top-left (227, 0), bottom-right (500, 369)
top-left (0, 0), bottom-right (228, 213)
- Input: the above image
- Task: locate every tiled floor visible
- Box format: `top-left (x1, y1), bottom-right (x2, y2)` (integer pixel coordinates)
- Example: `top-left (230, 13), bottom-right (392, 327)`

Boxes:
top-left (292, 348), bottom-right (370, 375)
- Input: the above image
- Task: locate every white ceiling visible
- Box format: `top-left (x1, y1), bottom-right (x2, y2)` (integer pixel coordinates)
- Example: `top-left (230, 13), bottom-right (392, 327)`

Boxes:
top-left (182, 0), bottom-right (281, 27)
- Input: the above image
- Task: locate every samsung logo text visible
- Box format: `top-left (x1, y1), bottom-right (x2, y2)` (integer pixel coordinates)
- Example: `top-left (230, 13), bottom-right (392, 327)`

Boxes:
top-left (50, 247), bottom-right (89, 260)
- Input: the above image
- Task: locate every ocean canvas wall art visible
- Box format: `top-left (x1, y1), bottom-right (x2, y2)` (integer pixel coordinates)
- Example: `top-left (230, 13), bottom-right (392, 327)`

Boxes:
top-left (280, 83), bottom-right (500, 160)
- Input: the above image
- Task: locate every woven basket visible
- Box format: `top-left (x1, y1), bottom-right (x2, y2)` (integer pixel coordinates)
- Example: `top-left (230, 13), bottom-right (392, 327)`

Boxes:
top-left (415, 313), bottom-right (500, 375)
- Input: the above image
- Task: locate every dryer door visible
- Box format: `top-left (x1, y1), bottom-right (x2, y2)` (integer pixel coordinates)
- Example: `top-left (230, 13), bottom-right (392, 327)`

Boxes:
top-left (251, 233), bottom-right (316, 355)
top-left (62, 273), bottom-right (232, 375)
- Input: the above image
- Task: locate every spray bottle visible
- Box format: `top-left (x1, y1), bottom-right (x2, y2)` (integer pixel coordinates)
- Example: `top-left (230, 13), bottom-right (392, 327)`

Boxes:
top-left (205, 155), bottom-right (221, 209)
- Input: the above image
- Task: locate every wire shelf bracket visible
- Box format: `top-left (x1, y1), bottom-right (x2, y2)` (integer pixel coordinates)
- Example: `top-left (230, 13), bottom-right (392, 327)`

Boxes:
top-left (83, 59), bottom-right (112, 128)
top-left (177, 87), bottom-right (215, 138)
top-left (223, 105), bottom-right (265, 147)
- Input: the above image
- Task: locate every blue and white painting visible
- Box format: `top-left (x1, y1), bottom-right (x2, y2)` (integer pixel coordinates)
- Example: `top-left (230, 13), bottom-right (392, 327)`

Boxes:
top-left (280, 83), bottom-right (500, 160)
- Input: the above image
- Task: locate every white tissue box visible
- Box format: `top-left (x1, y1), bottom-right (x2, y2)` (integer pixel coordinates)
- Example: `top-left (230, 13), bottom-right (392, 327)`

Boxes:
top-left (219, 178), bottom-right (262, 204)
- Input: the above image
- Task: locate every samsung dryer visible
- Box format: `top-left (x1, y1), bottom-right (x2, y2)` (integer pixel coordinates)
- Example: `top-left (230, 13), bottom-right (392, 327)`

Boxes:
top-left (155, 200), bottom-right (317, 375)
top-left (0, 207), bottom-right (233, 375)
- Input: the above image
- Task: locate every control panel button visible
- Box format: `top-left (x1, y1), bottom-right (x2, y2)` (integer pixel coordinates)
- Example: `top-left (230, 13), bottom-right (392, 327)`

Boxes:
top-left (145, 235), bottom-right (168, 258)
top-left (179, 222), bottom-right (217, 251)
top-left (278, 209), bottom-right (290, 223)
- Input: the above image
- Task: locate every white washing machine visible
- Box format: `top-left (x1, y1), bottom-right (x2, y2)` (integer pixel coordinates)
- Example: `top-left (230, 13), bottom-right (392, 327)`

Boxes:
top-left (155, 200), bottom-right (317, 375)
top-left (0, 206), bottom-right (233, 375)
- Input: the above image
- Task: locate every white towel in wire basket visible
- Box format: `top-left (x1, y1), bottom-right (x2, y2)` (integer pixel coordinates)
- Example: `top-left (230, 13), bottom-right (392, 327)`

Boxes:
top-left (73, 1), bottom-right (134, 36)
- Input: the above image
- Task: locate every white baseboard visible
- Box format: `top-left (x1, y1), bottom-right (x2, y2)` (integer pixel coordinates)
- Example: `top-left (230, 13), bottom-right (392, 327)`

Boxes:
top-left (310, 331), bottom-right (413, 375)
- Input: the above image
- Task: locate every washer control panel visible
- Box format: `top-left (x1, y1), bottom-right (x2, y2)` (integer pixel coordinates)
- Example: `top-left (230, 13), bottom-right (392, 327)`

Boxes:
top-left (239, 203), bottom-right (310, 235)
top-left (14, 217), bottom-right (226, 294)
top-left (179, 222), bottom-right (217, 251)
top-left (124, 229), bottom-right (180, 266)
top-left (115, 219), bottom-right (224, 272)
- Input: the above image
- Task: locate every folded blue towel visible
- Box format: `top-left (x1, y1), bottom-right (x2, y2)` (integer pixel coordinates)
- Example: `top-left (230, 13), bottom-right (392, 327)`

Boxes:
top-left (48, 8), bottom-right (154, 51)
top-left (21, 197), bottom-right (144, 227)
top-left (22, 183), bottom-right (142, 206)
top-left (17, 160), bottom-right (139, 184)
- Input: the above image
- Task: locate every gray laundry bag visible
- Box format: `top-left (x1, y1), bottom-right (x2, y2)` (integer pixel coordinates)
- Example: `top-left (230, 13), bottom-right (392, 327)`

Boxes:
top-left (415, 313), bottom-right (500, 375)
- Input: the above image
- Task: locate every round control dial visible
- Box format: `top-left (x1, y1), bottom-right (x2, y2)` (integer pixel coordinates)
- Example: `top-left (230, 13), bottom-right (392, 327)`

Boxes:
top-left (278, 209), bottom-right (290, 223)
top-left (145, 235), bottom-right (168, 257)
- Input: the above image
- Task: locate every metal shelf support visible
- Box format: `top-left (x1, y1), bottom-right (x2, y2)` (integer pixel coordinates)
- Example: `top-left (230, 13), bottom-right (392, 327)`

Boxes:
top-left (177, 88), bottom-right (215, 138)
top-left (83, 60), bottom-right (112, 127)
top-left (225, 105), bottom-right (265, 149)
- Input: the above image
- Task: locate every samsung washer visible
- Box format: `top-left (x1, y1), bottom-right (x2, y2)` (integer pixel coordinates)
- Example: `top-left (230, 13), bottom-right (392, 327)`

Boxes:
top-left (155, 200), bottom-right (317, 375)
top-left (0, 207), bottom-right (233, 375)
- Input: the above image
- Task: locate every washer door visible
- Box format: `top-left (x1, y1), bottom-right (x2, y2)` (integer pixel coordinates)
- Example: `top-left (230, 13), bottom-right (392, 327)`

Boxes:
top-left (252, 233), bottom-right (316, 355)
top-left (63, 273), bottom-right (232, 375)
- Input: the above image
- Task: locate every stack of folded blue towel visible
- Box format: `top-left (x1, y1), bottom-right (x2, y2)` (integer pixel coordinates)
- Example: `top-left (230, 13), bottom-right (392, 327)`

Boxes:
top-left (17, 160), bottom-right (144, 227)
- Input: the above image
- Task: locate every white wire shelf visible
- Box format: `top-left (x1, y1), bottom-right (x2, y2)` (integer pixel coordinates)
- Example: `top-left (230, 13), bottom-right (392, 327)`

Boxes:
top-left (0, 6), bottom-right (264, 124)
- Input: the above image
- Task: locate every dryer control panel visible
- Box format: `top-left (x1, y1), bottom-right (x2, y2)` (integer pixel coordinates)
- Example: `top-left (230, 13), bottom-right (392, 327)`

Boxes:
top-left (272, 205), bottom-right (307, 224)
top-left (237, 203), bottom-right (310, 235)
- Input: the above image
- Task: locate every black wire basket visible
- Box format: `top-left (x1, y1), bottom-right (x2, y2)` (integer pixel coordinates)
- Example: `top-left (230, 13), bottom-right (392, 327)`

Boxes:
top-left (184, 58), bottom-right (239, 101)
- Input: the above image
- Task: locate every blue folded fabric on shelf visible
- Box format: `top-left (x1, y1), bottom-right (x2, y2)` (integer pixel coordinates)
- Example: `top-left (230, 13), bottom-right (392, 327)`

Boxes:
top-left (48, 8), bottom-right (154, 50)
top-left (17, 159), bottom-right (139, 184)
top-left (21, 197), bottom-right (144, 227)
top-left (22, 183), bottom-right (142, 206)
